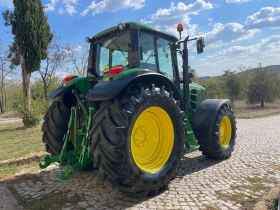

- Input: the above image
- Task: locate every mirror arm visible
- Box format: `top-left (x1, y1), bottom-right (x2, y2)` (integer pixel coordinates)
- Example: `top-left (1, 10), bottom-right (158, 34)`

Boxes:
top-left (182, 35), bottom-right (189, 115)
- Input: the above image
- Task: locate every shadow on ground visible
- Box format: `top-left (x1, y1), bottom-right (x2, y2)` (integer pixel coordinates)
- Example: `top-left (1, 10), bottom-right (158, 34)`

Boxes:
top-left (0, 151), bottom-right (222, 209)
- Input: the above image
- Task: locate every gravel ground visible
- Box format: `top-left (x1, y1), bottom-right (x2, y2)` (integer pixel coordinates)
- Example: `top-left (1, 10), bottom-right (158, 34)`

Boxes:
top-left (0, 118), bottom-right (22, 124)
top-left (1, 114), bottom-right (280, 210)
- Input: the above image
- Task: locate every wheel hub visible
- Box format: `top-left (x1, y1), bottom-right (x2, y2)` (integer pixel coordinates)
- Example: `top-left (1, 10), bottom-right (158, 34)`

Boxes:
top-left (134, 126), bottom-right (148, 148)
top-left (131, 106), bottom-right (174, 173)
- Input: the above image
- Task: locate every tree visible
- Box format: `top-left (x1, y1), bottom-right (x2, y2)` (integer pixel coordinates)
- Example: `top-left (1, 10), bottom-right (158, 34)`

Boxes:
top-left (248, 67), bottom-right (278, 107)
top-left (65, 43), bottom-right (89, 76)
top-left (236, 64), bottom-right (252, 99)
top-left (179, 66), bottom-right (198, 81)
top-left (39, 34), bottom-right (66, 99)
top-left (223, 70), bottom-right (241, 103)
top-left (188, 66), bottom-right (198, 78)
top-left (0, 31), bottom-right (15, 113)
top-left (3, 0), bottom-right (53, 127)
top-left (203, 78), bottom-right (225, 99)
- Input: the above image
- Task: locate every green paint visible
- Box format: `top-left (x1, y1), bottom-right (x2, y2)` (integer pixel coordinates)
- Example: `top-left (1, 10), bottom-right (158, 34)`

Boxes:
top-left (180, 82), bottom-right (206, 117)
top-left (39, 100), bottom-right (95, 180)
top-left (63, 76), bottom-right (92, 94)
top-left (94, 22), bottom-right (177, 41)
top-left (184, 116), bottom-right (199, 149)
top-left (102, 68), bottom-right (151, 81)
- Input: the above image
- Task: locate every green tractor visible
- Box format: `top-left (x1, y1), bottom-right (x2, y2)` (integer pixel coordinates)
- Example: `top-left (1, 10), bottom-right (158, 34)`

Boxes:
top-left (40, 22), bottom-right (236, 197)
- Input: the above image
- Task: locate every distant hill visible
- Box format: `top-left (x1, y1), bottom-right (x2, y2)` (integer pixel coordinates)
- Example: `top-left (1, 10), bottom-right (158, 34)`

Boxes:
top-left (199, 64), bottom-right (280, 79)
top-left (238, 65), bottom-right (280, 77)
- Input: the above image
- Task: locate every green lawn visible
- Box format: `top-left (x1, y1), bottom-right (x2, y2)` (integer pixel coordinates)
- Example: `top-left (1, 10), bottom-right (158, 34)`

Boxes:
top-left (0, 122), bottom-right (44, 161)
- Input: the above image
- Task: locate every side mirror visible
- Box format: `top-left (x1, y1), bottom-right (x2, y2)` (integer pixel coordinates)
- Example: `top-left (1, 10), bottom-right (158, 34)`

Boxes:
top-left (196, 38), bottom-right (205, 54)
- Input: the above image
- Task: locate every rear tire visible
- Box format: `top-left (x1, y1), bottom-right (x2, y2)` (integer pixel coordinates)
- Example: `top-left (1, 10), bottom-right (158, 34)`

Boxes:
top-left (89, 84), bottom-right (186, 197)
top-left (41, 101), bottom-right (71, 156)
top-left (198, 103), bottom-right (236, 160)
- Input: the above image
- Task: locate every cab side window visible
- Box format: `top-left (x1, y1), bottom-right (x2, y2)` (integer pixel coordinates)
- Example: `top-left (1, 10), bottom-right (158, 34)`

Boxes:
top-left (157, 38), bottom-right (174, 81)
top-left (139, 32), bottom-right (157, 72)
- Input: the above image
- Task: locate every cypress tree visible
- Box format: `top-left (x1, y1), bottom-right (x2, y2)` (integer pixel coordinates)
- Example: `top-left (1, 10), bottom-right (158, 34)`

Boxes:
top-left (3, 0), bottom-right (53, 127)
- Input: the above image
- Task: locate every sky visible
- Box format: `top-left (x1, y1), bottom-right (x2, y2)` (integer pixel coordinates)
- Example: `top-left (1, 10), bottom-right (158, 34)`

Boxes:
top-left (0, 0), bottom-right (279, 77)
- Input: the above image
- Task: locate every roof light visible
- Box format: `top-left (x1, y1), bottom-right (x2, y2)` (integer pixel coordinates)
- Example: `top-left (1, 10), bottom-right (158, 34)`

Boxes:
top-left (177, 23), bottom-right (184, 32)
top-left (109, 65), bottom-right (125, 76)
top-left (86, 37), bottom-right (91, 43)
top-left (63, 75), bottom-right (76, 82)
top-left (118, 23), bottom-right (126, 31)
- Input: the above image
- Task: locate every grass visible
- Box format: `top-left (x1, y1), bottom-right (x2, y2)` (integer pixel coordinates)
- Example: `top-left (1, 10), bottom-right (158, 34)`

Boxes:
top-left (231, 177), bottom-right (271, 193)
top-left (234, 99), bottom-right (280, 119)
top-left (203, 204), bottom-right (219, 210)
top-left (217, 191), bottom-right (259, 206)
top-left (245, 177), bottom-right (263, 183)
top-left (270, 162), bottom-right (280, 171)
top-left (0, 161), bottom-right (40, 179)
top-left (0, 122), bottom-right (44, 161)
top-left (268, 197), bottom-right (278, 210)
top-left (9, 186), bottom-right (80, 210)
top-left (0, 121), bottom-right (45, 179)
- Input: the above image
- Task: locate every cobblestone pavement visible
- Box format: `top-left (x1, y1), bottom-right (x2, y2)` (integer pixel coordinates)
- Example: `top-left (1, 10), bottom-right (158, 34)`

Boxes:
top-left (1, 115), bottom-right (280, 210)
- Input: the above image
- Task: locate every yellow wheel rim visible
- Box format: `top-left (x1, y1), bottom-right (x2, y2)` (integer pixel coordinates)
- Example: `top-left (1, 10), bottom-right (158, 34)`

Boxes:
top-left (219, 116), bottom-right (232, 148)
top-left (131, 106), bottom-right (174, 173)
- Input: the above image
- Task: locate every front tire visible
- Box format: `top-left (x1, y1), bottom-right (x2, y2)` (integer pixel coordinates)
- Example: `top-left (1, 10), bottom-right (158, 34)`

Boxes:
top-left (198, 103), bottom-right (236, 159)
top-left (89, 84), bottom-right (186, 197)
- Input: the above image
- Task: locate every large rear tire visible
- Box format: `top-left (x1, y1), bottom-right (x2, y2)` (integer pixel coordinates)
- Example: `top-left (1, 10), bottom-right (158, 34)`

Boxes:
top-left (41, 101), bottom-right (71, 156)
top-left (89, 84), bottom-right (186, 197)
top-left (198, 103), bottom-right (236, 160)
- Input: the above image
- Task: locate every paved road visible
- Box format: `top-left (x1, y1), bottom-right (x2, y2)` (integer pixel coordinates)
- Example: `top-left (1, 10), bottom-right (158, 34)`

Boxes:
top-left (0, 118), bottom-right (22, 124)
top-left (1, 115), bottom-right (280, 210)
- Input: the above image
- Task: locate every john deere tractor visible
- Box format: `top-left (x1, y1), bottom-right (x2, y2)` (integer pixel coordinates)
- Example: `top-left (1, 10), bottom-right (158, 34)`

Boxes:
top-left (40, 22), bottom-right (236, 197)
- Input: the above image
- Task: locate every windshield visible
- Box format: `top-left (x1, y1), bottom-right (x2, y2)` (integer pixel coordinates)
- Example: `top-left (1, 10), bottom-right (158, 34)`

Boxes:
top-left (95, 32), bottom-right (132, 76)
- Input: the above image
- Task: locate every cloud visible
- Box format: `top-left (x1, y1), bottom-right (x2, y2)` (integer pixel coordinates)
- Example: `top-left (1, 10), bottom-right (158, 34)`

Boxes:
top-left (202, 22), bottom-right (257, 48)
top-left (244, 7), bottom-right (280, 29)
top-left (141, 1), bottom-right (212, 38)
top-left (44, 0), bottom-right (78, 15)
top-left (225, 0), bottom-right (251, 3)
top-left (0, 0), bottom-right (13, 8)
top-left (44, 0), bottom-right (59, 12)
top-left (58, 7), bottom-right (65, 14)
top-left (65, 4), bottom-right (77, 15)
top-left (62, 0), bottom-right (78, 4)
top-left (74, 45), bottom-right (83, 51)
top-left (141, 1), bottom-right (213, 26)
top-left (81, 0), bottom-right (145, 16)
top-left (201, 35), bottom-right (280, 65)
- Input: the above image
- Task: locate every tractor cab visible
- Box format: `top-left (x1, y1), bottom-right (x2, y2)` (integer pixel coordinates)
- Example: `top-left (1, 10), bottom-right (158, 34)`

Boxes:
top-left (87, 22), bottom-right (205, 114)
top-left (87, 22), bottom-right (180, 83)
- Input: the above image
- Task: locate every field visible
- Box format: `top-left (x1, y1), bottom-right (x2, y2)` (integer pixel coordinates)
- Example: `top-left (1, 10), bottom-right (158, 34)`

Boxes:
top-left (234, 99), bottom-right (280, 118)
top-left (0, 122), bottom-right (46, 179)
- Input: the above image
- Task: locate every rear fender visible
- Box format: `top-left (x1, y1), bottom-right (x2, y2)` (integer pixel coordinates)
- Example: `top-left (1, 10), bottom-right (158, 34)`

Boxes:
top-left (88, 71), bottom-right (182, 108)
top-left (191, 99), bottom-right (230, 142)
top-left (47, 85), bottom-right (76, 107)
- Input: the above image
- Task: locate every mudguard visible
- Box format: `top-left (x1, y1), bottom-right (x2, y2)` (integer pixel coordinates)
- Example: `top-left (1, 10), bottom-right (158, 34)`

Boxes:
top-left (88, 71), bottom-right (182, 105)
top-left (46, 85), bottom-right (76, 106)
top-left (191, 99), bottom-right (230, 143)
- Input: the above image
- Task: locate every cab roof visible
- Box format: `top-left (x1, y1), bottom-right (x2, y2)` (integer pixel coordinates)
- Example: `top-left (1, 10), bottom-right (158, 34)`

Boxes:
top-left (93, 22), bottom-right (178, 42)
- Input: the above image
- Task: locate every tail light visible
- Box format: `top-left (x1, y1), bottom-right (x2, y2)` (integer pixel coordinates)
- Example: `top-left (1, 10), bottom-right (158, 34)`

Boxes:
top-left (109, 65), bottom-right (125, 76)
top-left (63, 75), bottom-right (76, 82)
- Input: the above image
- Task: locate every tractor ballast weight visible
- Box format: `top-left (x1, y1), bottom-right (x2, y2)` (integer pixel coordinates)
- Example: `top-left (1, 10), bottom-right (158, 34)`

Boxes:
top-left (40, 22), bottom-right (236, 196)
